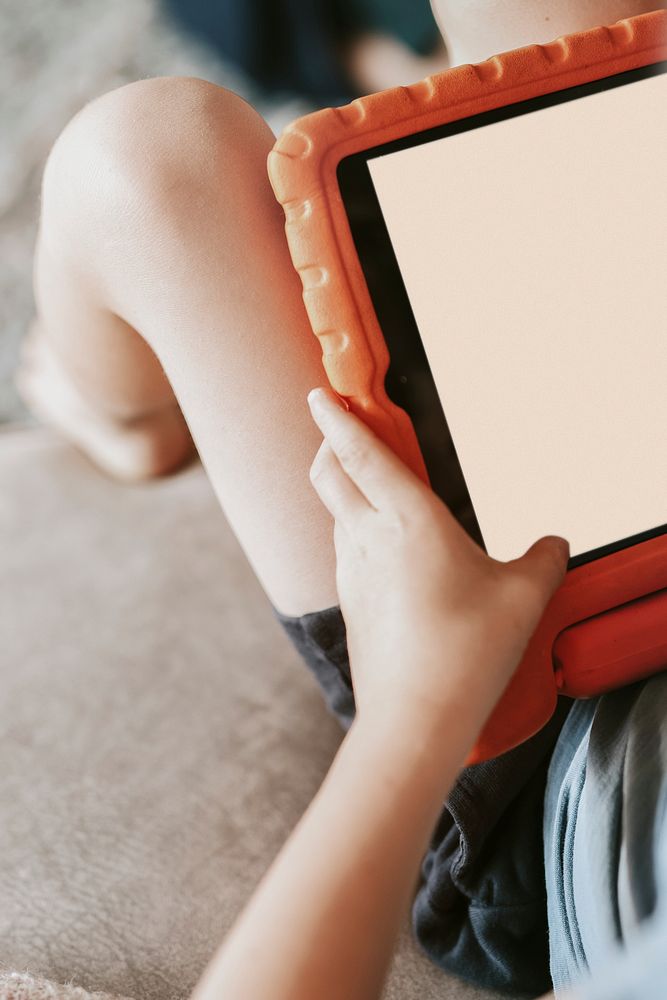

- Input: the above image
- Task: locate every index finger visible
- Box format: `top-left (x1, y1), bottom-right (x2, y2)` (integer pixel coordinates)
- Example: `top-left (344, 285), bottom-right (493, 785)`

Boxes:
top-left (307, 387), bottom-right (425, 511)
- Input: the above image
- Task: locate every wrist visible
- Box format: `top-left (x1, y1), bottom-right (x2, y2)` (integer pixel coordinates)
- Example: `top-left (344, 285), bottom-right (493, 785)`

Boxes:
top-left (347, 699), bottom-right (472, 799)
top-left (352, 665), bottom-right (498, 764)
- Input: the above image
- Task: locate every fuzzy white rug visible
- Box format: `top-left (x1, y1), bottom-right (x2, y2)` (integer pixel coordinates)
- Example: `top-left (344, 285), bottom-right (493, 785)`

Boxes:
top-left (0, 972), bottom-right (131, 1000)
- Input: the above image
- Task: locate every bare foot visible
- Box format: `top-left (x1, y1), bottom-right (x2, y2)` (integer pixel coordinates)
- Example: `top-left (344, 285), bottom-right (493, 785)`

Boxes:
top-left (16, 326), bottom-right (196, 482)
top-left (344, 33), bottom-right (449, 95)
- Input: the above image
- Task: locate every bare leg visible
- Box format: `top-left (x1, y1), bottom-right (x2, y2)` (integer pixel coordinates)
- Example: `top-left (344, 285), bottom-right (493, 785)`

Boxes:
top-left (26, 77), bottom-right (338, 616)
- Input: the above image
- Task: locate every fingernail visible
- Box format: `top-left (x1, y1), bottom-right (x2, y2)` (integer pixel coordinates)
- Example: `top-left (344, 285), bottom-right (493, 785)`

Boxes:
top-left (307, 387), bottom-right (348, 413)
top-left (545, 535), bottom-right (570, 560)
top-left (307, 387), bottom-right (327, 413)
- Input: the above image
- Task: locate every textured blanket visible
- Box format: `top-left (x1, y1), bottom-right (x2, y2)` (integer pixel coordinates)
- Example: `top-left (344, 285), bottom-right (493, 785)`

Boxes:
top-left (0, 972), bottom-right (131, 1000)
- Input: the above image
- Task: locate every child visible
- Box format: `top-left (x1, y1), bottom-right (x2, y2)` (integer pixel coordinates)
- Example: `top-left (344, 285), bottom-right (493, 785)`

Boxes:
top-left (18, 1), bottom-right (666, 997)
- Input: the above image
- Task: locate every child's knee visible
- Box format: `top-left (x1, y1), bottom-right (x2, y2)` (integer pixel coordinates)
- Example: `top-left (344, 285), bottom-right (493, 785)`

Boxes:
top-left (40, 76), bottom-right (275, 262)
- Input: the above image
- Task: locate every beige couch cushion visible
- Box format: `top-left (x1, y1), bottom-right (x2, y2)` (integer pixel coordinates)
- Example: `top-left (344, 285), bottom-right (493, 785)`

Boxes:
top-left (0, 427), bottom-right (495, 1000)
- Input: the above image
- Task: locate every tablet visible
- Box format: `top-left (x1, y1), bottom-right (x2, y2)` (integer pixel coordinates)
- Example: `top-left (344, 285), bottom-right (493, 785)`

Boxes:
top-left (269, 11), bottom-right (667, 760)
top-left (337, 60), bottom-right (666, 570)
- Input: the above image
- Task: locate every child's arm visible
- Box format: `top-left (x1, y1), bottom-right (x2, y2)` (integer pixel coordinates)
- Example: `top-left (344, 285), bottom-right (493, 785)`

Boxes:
top-left (191, 388), bottom-right (568, 1000)
top-left (192, 705), bottom-right (478, 1000)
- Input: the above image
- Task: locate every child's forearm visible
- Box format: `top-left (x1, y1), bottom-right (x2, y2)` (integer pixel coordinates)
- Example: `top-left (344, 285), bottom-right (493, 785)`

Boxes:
top-left (191, 708), bottom-right (469, 1000)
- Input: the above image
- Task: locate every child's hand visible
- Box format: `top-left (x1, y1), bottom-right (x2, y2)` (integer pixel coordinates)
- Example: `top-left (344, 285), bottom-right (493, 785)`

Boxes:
top-left (308, 387), bottom-right (568, 743)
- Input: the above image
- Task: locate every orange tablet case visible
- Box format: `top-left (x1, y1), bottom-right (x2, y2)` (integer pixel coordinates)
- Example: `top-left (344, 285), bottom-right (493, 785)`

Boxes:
top-left (268, 10), bottom-right (667, 763)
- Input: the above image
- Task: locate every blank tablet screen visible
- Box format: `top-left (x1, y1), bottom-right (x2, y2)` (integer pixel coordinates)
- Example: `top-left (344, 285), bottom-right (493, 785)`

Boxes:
top-left (365, 69), bottom-right (666, 563)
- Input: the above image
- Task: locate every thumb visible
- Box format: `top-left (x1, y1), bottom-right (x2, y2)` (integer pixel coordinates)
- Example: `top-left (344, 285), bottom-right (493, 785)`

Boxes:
top-left (506, 535), bottom-right (570, 610)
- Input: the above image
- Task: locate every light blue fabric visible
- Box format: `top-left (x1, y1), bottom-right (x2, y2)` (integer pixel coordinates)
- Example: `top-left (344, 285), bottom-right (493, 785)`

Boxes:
top-left (544, 674), bottom-right (667, 997)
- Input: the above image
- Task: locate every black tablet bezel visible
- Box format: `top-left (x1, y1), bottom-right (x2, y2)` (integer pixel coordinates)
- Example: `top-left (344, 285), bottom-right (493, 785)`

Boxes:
top-left (337, 60), bottom-right (667, 568)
